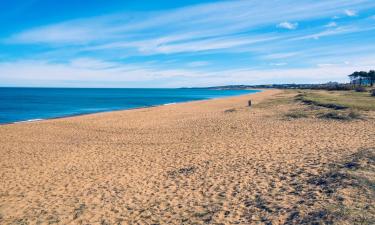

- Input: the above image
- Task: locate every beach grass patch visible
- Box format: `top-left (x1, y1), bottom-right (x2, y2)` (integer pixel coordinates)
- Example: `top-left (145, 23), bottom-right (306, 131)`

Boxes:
top-left (254, 95), bottom-right (294, 108)
top-left (318, 111), bottom-right (350, 120)
top-left (193, 210), bottom-right (214, 224)
top-left (348, 111), bottom-right (362, 119)
top-left (296, 90), bottom-right (375, 111)
top-left (11, 218), bottom-right (30, 225)
top-left (224, 108), bottom-right (236, 113)
top-left (167, 166), bottom-right (197, 178)
top-left (289, 148), bottom-right (375, 224)
top-left (46, 214), bottom-right (60, 224)
top-left (318, 110), bottom-right (362, 121)
top-left (285, 110), bottom-right (309, 119)
top-left (73, 204), bottom-right (86, 220)
top-left (194, 211), bottom-right (210, 218)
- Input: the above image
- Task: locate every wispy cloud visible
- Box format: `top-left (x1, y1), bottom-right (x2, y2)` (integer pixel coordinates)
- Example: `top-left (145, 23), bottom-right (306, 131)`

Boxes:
top-left (187, 61), bottom-right (210, 67)
top-left (325, 22), bottom-right (338, 27)
top-left (277, 22), bottom-right (298, 30)
top-left (1, 0), bottom-right (375, 86)
top-left (2, 54), bottom-right (375, 87)
top-left (270, 62), bottom-right (288, 66)
top-left (292, 27), bottom-right (353, 40)
top-left (290, 21), bottom-right (375, 41)
top-left (345, 9), bottom-right (357, 17)
top-left (262, 52), bottom-right (300, 60)
top-left (0, 59), bottom-right (208, 86)
top-left (7, 0), bottom-right (374, 47)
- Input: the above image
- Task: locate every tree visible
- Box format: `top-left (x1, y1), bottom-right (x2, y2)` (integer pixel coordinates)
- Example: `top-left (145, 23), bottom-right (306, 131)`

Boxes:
top-left (348, 72), bottom-right (356, 82)
top-left (348, 70), bottom-right (375, 86)
top-left (349, 71), bottom-right (360, 86)
top-left (358, 71), bottom-right (368, 86)
top-left (369, 70), bottom-right (375, 87)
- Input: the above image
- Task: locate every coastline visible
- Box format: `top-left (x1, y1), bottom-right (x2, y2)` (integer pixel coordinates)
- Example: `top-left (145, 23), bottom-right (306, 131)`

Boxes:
top-left (1, 89), bottom-right (373, 224)
top-left (0, 89), bottom-right (263, 126)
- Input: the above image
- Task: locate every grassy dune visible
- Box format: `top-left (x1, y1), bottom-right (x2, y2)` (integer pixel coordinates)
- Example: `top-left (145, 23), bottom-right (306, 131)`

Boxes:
top-left (297, 90), bottom-right (375, 111)
top-left (257, 89), bottom-right (375, 224)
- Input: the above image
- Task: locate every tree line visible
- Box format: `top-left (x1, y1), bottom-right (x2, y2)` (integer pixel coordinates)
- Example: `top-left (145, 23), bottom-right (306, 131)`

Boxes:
top-left (348, 70), bottom-right (375, 86)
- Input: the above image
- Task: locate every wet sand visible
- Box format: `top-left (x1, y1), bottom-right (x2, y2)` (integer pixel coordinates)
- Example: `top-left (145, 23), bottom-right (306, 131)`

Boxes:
top-left (0, 90), bottom-right (374, 224)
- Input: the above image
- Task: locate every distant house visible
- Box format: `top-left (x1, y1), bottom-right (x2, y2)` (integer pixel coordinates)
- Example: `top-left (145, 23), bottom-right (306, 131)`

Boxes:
top-left (350, 78), bottom-right (372, 86)
top-left (349, 71), bottom-right (375, 86)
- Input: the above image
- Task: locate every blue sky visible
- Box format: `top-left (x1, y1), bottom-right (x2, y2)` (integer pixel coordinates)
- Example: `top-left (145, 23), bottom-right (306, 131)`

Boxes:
top-left (1, 0), bottom-right (375, 87)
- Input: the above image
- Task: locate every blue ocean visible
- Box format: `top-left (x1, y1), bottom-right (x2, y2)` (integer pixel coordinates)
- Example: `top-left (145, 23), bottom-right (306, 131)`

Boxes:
top-left (0, 88), bottom-right (259, 124)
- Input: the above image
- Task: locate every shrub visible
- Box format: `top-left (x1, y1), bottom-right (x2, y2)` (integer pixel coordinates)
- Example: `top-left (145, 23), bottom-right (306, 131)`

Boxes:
top-left (355, 86), bottom-right (366, 92)
top-left (319, 111), bottom-right (361, 121)
top-left (348, 111), bottom-right (361, 119)
top-left (224, 108), bottom-right (236, 113)
top-left (319, 111), bottom-right (348, 120)
top-left (285, 111), bottom-right (308, 119)
top-left (326, 84), bottom-right (352, 91)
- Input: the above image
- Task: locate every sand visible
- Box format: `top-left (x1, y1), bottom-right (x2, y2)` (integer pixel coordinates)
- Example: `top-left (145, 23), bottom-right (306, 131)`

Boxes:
top-left (0, 90), bottom-right (374, 225)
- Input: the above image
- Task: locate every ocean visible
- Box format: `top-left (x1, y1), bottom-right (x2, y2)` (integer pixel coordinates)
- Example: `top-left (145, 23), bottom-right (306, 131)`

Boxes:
top-left (0, 88), bottom-right (259, 124)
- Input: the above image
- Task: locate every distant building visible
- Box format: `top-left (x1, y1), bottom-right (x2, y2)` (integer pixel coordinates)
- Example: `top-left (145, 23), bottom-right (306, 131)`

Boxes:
top-left (350, 78), bottom-right (371, 86)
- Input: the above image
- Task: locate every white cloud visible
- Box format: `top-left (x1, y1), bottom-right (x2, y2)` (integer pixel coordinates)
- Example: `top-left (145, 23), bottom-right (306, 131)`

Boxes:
top-left (270, 62), bottom-right (288, 66)
top-left (0, 59), bottom-right (210, 87)
top-left (317, 63), bottom-right (335, 67)
top-left (151, 36), bottom-right (278, 54)
top-left (293, 23), bottom-right (375, 41)
top-left (7, 0), bottom-right (374, 48)
top-left (262, 52), bottom-right (300, 59)
top-left (345, 9), bottom-right (357, 17)
top-left (1, 56), bottom-right (375, 87)
top-left (292, 26), bottom-right (354, 40)
top-left (7, 22), bottom-right (104, 44)
top-left (2, 0), bottom-right (375, 87)
top-left (85, 34), bottom-right (280, 55)
top-left (187, 61), bottom-right (210, 67)
top-left (277, 22), bottom-right (298, 30)
top-left (325, 22), bottom-right (337, 28)
top-left (70, 58), bottom-right (118, 69)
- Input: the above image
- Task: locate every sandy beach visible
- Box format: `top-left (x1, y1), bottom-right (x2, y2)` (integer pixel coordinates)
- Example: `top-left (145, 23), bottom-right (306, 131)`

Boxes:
top-left (0, 90), bottom-right (374, 225)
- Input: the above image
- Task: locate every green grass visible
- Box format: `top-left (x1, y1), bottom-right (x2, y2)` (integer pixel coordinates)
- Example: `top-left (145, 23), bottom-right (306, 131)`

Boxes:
top-left (254, 94), bottom-right (294, 108)
top-left (318, 110), bottom-right (362, 121)
top-left (297, 90), bottom-right (375, 111)
top-left (285, 110), bottom-right (309, 119)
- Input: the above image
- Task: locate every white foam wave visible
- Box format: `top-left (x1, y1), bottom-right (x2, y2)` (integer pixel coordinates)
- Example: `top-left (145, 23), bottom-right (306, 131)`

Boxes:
top-left (14, 118), bottom-right (44, 124)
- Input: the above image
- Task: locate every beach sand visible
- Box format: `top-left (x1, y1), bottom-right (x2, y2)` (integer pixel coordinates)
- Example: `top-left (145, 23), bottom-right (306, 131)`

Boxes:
top-left (0, 90), bottom-right (374, 224)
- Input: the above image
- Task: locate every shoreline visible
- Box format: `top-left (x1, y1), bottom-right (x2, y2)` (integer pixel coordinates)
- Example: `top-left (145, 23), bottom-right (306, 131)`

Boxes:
top-left (0, 89), bottom-right (263, 126)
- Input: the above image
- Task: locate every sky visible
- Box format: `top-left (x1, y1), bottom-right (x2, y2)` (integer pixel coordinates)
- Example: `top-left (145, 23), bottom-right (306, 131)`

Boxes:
top-left (1, 0), bottom-right (375, 87)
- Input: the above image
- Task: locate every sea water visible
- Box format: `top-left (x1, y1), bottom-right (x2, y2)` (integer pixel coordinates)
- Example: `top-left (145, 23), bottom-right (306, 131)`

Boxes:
top-left (0, 88), bottom-right (260, 124)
